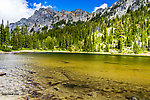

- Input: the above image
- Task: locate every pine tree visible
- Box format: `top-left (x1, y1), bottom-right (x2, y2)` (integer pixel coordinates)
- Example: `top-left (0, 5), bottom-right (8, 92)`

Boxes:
top-left (0, 20), bottom-right (4, 47)
top-left (4, 25), bottom-right (10, 45)
top-left (33, 32), bottom-right (38, 49)
top-left (11, 33), bottom-right (19, 50)
top-left (133, 39), bottom-right (140, 54)
top-left (25, 33), bottom-right (32, 49)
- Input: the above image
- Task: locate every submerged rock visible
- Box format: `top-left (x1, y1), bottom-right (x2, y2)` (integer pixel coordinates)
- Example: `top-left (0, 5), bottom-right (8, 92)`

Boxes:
top-left (31, 90), bottom-right (43, 98)
top-left (0, 72), bottom-right (6, 76)
top-left (64, 61), bottom-right (69, 64)
top-left (32, 82), bottom-right (40, 86)
top-left (125, 96), bottom-right (138, 100)
top-left (61, 61), bottom-right (70, 63)
top-left (28, 71), bottom-right (36, 74)
top-left (48, 82), bottom-right (52, 85)
top-left (54, 88), bottom-right (59, 91)
top-left (63, 83), bottom-right (77, 88)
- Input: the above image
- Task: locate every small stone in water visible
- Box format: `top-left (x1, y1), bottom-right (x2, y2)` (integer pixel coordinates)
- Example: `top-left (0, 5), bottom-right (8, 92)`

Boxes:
top-left (0, 72), bottom-right (6, 76)
top-left (54, 88), bottom-right (59, 91)
top-left (28, 71), bottom-right (36, 74)
top-left (33, 82), bottom-right (40, 86)
top-left (125, 96), bottom-right (138, 100)
top-left (48, 82), bottom-right (52, 85)
top-left (64, 62), bottom-right (69, 63)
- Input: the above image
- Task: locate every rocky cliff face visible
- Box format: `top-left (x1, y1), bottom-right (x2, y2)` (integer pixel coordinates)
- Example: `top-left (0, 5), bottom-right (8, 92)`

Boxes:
top-left (10, 8), bottom-right (93, 31)
top-left (95, 0), bottom-right (150, 18)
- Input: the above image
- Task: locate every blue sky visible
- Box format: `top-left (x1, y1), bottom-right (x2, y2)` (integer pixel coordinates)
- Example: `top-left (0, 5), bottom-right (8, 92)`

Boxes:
top-left (27, 0), bottom-right (118, 12)
top-left (0, 0), bottom-right (117, 24)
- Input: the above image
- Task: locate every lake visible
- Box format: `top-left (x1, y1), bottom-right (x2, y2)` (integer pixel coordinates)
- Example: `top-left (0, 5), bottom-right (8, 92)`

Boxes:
top-left (0, 53), bottom-right (150, 100)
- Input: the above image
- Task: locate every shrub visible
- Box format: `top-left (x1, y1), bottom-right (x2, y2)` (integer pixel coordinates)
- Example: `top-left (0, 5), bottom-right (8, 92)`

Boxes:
top-left (2, 45), bottom-right (12, 52)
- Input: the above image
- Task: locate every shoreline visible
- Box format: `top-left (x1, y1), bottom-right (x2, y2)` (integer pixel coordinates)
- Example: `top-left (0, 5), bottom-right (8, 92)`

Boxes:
top-left (0, 50), bottom-right (150, 99)
top-left (0, 50), bottom-right (150, 57)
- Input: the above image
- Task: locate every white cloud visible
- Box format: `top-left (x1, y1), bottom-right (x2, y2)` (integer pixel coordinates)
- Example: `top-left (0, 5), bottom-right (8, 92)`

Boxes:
top-left (0, 0), bottom-right (54, 25)
top-left (33, 3), bottom-right (53, 10)
top-left (93, 3), bottom-right (108, 12)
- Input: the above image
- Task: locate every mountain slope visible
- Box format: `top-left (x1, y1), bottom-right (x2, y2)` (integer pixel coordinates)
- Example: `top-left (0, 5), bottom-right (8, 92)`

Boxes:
top-left (9, 8), bottom-right (93, 31)
top-left (94, 0), bottom-right (150, 19)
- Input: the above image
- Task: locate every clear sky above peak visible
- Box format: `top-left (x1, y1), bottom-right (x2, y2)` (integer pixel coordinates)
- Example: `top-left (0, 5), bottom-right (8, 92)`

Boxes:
top-left (27, 0), bottom-right (118, 12)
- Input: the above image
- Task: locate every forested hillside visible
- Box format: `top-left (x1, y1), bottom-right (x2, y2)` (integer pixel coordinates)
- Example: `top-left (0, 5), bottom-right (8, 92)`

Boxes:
top-left (0, 3), bottom-right (150, 54)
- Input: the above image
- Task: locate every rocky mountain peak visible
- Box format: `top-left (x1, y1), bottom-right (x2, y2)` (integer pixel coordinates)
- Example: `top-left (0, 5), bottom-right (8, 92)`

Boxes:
top-left (9, 8), bottom-right (93, 31)
top-left (75, 8), bottom-right (82, 12)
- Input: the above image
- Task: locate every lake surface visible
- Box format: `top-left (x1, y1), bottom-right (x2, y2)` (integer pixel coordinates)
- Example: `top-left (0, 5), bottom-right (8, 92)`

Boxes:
top-left (0, 53), bottom-right (150, 99)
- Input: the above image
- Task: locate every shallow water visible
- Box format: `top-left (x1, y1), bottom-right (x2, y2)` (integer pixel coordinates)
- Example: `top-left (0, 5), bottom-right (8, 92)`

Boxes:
top-left (27, 53), bottom-right (150, 85)
top-left (0, 53), bottom-right (150, 99)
